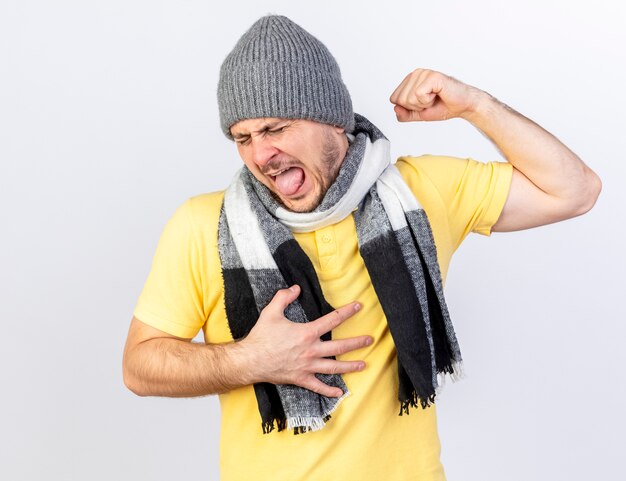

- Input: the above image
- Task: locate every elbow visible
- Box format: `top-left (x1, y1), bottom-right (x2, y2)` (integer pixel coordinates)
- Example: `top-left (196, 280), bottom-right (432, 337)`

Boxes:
top-left (123, 371), bottom-right (145, 397)
top-left (123, 371), bottom-right (150, 397)
top-left (122, 352), bottom-right (149, 397)
top-left (575, 170), bottom-right (602, 215)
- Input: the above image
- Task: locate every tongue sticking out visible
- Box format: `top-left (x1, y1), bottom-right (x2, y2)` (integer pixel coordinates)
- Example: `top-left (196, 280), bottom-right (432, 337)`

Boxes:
top-left (274, 167), bottom-right (304, 196)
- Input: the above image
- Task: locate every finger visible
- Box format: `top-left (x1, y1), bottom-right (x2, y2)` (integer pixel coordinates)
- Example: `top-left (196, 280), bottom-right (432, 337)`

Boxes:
top-left (310, 302), bottom-right (361, 337)
top-left (394, 104), bottom-right (423, 122)
top-left (316, 336), bottom-right (373, 358)
top-left (312, 359), bottom-right (366, 376)
top-left (389, 70), bottom-right (416, 104)
top-left (395, 72), bottom-right (443, 116)
top-left (412, 87), bottom-right (436, 108)
top-left (265, 284), bottom-right (301, 315)
top-left (300, 376), bottom-right (345, 397)
top-left (391, 69), bottom-right (429, 110)
top-left (414, 71), bottom-right (439, 101)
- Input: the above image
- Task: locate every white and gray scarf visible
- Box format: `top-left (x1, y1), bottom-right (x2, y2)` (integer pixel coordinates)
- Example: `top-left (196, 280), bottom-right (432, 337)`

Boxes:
top-left (217, 114), bottom-right (464, 435)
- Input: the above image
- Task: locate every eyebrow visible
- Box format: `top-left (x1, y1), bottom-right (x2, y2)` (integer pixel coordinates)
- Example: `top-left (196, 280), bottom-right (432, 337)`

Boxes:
top-left (231, 120), bottom-right (286, 139)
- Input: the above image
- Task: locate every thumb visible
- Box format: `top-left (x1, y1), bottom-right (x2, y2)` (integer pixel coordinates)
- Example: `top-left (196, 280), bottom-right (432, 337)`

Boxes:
top-left (266, 284), bottom-right (301, 315)
top-left (393, 104), bottom-right (422, 122)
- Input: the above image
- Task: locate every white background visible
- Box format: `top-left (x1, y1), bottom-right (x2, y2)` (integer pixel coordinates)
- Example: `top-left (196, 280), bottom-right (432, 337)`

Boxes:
top-left (1, 1), bottom-right (624, 480)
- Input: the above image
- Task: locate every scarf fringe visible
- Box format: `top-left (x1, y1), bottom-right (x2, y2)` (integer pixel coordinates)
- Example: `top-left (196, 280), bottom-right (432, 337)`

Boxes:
top-left (263, 414), bottom-right (334, 435)
top-left (288, 388), bottom-right (351, 434)
top-left (262, 416), bottom-right (287, 434)
top-left (262, 388), bottom-right (352, 435)
top-left (288, 414), bottom-right (332, 435)
top-left (435, 360), bottom-right (466, 395)
top-left (398, 361), bottom-right (466, 416)
top-left (399, 391), bottom-right (436, 415)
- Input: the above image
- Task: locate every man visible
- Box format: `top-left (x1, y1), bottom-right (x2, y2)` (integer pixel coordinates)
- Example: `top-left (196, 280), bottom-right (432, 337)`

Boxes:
top-left (122, 15), bottom-right (601, 481)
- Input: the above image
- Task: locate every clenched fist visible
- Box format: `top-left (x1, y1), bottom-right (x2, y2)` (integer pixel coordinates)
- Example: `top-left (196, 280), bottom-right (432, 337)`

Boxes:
top-left (389, 68), bottom-right (485, 122)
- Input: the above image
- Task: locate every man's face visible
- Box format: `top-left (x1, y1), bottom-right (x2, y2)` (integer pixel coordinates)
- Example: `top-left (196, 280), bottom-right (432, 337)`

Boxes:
top-left (230, 117), bottom-right (349, 212)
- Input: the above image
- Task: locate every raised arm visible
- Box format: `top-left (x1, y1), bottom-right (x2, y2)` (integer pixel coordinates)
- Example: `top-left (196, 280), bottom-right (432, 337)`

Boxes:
top-left (122, 285), bottom-right (371, 398)
top-left (389, 68), bottom-right (602, 232)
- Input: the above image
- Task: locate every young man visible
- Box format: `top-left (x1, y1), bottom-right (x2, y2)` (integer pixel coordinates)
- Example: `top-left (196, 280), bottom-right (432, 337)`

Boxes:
top-left (123, 15), bottom-right (601, 481)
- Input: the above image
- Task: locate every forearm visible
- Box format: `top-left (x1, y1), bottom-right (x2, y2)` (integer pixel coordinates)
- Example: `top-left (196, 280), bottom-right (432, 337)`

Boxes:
top-left (123, 337), bottom-right (253, 397)
top-left (123, 287), bottom-right (369, 399)
top-left (461, 90), bottom-right (600, 203)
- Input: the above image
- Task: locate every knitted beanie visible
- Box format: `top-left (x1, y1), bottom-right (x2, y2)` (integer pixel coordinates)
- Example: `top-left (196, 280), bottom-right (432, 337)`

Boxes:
top-left (217, 15), bottom-right (355, 139)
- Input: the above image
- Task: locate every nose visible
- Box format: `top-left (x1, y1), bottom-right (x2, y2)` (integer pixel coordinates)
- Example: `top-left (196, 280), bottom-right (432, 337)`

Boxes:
top-left (250, 137), bottom-right (280, 168)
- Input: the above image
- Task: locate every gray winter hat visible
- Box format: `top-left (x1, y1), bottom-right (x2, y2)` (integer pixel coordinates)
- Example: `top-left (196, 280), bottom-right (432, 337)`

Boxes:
top-left (217, 15), bottom-right (355, 139)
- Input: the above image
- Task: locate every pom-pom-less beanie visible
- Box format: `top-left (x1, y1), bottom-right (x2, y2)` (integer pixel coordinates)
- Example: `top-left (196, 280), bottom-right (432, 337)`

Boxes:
top-left (217, 15), bottom-right (355, 139)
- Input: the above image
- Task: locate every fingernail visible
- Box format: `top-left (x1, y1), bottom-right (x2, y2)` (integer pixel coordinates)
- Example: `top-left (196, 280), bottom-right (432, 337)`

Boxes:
top-left (354, 302), bottom-right (361, 312)
top-left (358, 362), bottom-right (366, 370)
top-left (366, 337), bottom-right (373, 345)
top-left (289, 285), bottom-right (298, 292)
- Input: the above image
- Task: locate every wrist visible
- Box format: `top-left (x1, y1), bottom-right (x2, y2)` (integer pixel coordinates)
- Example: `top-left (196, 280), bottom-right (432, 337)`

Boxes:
top-left (223, 338), bottom-right (260, 386)
top-left (459, 88), bottom-right (495, 123)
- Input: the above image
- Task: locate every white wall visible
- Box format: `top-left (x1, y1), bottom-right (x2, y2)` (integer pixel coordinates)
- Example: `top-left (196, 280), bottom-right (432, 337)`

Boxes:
top-left (1, 1), bottom-right (624, 480)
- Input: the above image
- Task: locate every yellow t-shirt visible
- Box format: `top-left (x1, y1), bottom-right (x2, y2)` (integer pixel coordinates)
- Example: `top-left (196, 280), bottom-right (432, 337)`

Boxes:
top-left (133, 154), bottom-right (513, 481)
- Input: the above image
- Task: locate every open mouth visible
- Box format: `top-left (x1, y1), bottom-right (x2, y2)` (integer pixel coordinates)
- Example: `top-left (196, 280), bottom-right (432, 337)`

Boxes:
top-left (269, 166), bottom-right (305, 197)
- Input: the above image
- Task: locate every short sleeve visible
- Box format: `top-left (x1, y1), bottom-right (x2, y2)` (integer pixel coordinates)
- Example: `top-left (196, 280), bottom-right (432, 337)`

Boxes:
top-left (133, 198), bottom-right (206, 338)
top-left (397, 155), bottom-right (513, 250)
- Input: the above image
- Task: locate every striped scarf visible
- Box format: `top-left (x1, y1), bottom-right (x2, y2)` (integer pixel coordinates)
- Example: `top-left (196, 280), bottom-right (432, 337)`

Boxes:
top-left (217, 114), bottom-right (464, 435)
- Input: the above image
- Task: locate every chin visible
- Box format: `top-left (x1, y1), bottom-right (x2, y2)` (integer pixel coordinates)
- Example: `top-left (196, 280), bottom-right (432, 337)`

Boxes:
top-left (280, 199), bottom-right (317, 213)
top-left (287, 203), bottom-right (316, 213)
top-left (276, 191), bottom-right (323, 213)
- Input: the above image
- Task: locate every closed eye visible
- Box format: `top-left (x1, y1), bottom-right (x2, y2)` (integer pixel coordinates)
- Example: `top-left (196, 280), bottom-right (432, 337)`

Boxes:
top-left (266, 126), bottom-right (286, 136)
top-left (233, 122), bottom-right (291, 145)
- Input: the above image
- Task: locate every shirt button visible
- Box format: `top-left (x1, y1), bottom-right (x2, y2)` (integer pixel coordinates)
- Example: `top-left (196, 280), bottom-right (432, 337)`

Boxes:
top-left (322, 234), bottom-right (331, 243)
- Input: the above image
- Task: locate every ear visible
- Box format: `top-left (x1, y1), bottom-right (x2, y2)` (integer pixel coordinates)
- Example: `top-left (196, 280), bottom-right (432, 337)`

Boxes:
top-left (333, 125), bottom-right (345, 134)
